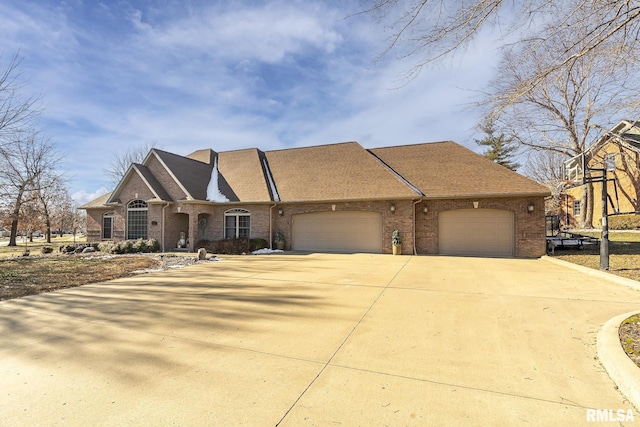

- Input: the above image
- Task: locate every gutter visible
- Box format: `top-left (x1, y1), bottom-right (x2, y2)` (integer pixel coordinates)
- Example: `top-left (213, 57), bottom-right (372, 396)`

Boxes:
top-left (412, 199), bottom-right (421, 255)
top-left (162, 202), bottom-right (170, 252)
top-left (269, 203), bottom-right (277, 249)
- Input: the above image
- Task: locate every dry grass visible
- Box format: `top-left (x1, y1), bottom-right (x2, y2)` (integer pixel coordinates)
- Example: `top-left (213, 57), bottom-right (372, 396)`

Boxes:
top-left (0, 254), bottom-right (159, 300)
top-left (553, 231), bottom-right (640, 282)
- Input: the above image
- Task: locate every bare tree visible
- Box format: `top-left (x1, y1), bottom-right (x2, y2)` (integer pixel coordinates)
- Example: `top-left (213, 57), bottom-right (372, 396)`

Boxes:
top-left (104, 142), bottom-right (158, 187)
top-left (365, 0), bottom-right (640, 85)
top-left (479, 27), bottom-right (640, 227)
top-left (0, 131), bottom-right (62, 246)
top-left (0, 52), bottom-right (40, 147)
top-left (34, 172), bottom-right (69, 243)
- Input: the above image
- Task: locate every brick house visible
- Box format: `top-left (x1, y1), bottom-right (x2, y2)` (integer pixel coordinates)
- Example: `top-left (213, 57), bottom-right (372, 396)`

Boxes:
top-left (81, 140), bottom-right (550, 257)
top-left (564, 120), bottom-right (640, 227)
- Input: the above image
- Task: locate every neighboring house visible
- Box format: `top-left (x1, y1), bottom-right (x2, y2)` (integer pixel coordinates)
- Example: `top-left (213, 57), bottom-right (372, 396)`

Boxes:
top-left (0, 227), bottom-right (7, 238)
top-left (564, 120), bottom-right (640, 227)
top-left (81, 141), bottom-right (550, 258)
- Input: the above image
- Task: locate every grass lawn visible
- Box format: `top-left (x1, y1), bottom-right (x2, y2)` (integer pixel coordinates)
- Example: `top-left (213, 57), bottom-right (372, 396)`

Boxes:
top-left (0, 253), bottom-right (160, 300)
top-left (553, 231), bottom-right (640, 282)
top-left (0, 234), bottom-right (87, 258)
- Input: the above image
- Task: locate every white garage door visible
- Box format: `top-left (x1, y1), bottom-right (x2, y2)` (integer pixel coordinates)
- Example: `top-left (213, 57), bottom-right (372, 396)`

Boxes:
top-left (439, 209), bottom-right (515, 257)
top-left (292, 211), bottom-right (382, 253)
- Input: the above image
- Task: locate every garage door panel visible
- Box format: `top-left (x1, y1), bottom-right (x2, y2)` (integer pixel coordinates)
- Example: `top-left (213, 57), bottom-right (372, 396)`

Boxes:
top-left (293, 211), bottom-right (382, 253)
top-left (439, 209), bottom-right (514, 257)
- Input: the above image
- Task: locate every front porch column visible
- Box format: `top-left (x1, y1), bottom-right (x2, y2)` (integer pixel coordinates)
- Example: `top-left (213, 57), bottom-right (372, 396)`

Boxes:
top-left (188, 211), bottom-right (199, 252)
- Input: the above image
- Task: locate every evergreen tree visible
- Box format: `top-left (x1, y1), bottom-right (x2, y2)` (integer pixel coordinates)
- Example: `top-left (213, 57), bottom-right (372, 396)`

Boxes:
top-left (475, 121), bottom-right (520, 171)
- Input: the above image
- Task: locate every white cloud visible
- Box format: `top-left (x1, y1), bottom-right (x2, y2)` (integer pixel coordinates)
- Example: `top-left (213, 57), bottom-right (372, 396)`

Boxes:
top-left (0, 0), bottom-right (504, 200)
top-left (129, 2), bottom-right (342, 63)
top-left (72, 186), bottom-right (110, 206)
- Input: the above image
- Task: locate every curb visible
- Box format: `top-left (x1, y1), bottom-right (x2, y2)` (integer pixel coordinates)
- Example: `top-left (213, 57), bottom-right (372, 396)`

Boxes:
top-left (597, 312), bottom-right (640, 412)
top-left (541, 256), bottom-right (640, 292)
top-left (541, 257), bottom-right (640, 411)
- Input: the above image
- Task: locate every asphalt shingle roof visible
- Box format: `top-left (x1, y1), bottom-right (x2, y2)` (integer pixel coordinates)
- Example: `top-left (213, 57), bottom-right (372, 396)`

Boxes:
top-left (217, 149), bottom-right (273, 202)
top-left (152, 149), bottom-right (213, 200)
top-left (83, 140), bottom-right (550, 209)
top-left (265, 142), bottom-right (420, 202)
top-left (370, 141), bottom-right (550, 198)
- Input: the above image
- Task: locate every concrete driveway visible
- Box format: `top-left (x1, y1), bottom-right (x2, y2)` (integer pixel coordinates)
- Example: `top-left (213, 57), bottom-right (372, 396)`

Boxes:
top-left (1, 254), bottom-right (640, 426)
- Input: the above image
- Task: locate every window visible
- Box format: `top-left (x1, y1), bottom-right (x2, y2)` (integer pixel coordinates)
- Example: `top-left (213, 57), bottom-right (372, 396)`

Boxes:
top-left (127, 200), bottom-right (148, 240)
top-left (102, 213), bottom-right (114, 239)
top-left (605, 153), bottom-right (616, 171)
top-left (573, 201), bottom-right (581, 217)
top-left (224, 209), bottom-right (250, 238)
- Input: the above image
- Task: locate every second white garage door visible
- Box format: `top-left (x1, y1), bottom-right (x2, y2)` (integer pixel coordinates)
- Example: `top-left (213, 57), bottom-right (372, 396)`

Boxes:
top-left (438, 209), bottom-right (515, 257)
top-left (292, 211), bottom-right (382, 253)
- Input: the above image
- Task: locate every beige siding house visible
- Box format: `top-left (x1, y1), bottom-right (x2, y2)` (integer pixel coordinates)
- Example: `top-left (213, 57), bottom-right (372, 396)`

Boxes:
top-left (81, 140), bottom-right (550, 257)
top-left (564, 120), bottom-right (640, 226)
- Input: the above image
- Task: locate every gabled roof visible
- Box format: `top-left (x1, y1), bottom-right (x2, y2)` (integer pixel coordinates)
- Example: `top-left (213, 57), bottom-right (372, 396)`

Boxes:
top-left (106, 163), bottom-right (172, 204)
top-left (150, 149), bottom-right (213, 200)
top-left (371, 141), bottom-right (550, 198)
top-left (82, 140), bottom-right (550, 209)
top-left (265, 141), bottom-right (421, 202)
top-left (587, 120), bottom-right (640, 157)
top-left (217, 149), bottom-right (274, 202)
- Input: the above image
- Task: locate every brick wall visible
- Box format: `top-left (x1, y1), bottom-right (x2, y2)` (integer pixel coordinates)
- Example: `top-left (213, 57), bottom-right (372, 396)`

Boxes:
top-left (415, 196), bottom-right (546, 258)
top-left (271, 200), bottom-right (415, 254)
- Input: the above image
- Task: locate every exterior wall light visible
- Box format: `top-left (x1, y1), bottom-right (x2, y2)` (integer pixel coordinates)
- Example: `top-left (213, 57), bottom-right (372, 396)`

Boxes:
top-left (473, 201), bottom-right (479, 209)
top-left (423, 206), bottom-right (428, 214)
top-left (528, 203), bottom-right (535, 213)
top-left (390, 204), bottom-right (396, 213)
top-left (278, 208), bottom-right (283, 216)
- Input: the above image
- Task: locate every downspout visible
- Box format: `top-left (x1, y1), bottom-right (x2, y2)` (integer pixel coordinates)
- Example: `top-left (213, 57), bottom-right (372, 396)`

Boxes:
top-left (412, 199), bottom-right (421, 255)
top-left (162, 203), bottom-right (170, 252)
top-left (269, 203), bottom-right (277, 249)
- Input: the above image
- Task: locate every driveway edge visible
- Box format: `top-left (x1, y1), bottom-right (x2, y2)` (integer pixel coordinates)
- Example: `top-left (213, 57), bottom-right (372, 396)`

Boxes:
top-left (597, 311), bottom-right (640, 412)
top-left (542, 256), bottom-right (640, 411)
top-left (541, 256), bottom-right (640, 291)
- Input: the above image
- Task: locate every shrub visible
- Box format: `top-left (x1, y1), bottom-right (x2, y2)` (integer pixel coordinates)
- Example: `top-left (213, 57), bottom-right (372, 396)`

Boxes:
top-left (41, 246), bottom-right (54, 254)
top-left (146, 238), bottom-right (160, 253)
top-left (122, 240), bottom-right (134, 254)
top-left (132, 239), bottom-right (147, 253)
top-left (98, 239), bottom-right (160, 254)
top-left (250, 238), bottom-right (268, 251)
top-left (195, 238), bottom-right (251, 254)
top-left (609, 213), bottom-right (640, 230)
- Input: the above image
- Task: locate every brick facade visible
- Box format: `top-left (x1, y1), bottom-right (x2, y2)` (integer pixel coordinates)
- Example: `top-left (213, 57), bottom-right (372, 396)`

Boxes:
top-left (86, 195), bottom-right (546, 257)
top-left (416, 197), bottom-right (546, 258)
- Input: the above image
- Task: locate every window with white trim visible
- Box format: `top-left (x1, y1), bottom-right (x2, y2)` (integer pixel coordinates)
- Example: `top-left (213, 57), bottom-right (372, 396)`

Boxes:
top-left (102, 212), bottom-right (114, 239)
top-left (572, 201), bottom-right (581, 217)
top-left (605, 153), bottom-right (616, 171)
top-left (127, 200), bottom-right (148, 240)
top-left (224, 208), bottom-right (250, 239)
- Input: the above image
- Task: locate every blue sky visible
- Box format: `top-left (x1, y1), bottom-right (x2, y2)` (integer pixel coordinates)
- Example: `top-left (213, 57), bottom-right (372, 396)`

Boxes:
top-left (1, 0), bottom-right (501, 205)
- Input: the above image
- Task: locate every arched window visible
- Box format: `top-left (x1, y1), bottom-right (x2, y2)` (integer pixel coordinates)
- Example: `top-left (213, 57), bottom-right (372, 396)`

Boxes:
top-left (102, 212), bottom-right (114, 239)
top-left (224, 208), bottom-right (250, 239)
top-left (127, 200), bottom-right (148, 240)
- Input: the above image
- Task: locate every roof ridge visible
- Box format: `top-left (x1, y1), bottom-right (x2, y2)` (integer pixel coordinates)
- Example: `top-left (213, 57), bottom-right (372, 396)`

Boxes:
top-left (265, 141), bottom-right (359, 154)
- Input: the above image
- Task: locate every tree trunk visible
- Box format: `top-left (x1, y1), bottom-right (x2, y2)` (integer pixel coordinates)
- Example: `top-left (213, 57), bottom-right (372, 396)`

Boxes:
top-left (9, 217), bottom-right (19, 246)
top-left (579, 179), bottom-right (594, 229)
top-left (8, 189), bottom-right (25, 246)
top-left (585, 182), bottom-right (594, 228)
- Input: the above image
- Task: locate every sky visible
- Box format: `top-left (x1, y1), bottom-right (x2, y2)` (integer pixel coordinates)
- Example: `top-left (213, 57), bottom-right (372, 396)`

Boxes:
top-left (0, 0), bottom-right (502, 205)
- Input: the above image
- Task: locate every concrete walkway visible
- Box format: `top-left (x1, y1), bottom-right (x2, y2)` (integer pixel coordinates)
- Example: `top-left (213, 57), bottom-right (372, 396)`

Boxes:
top-left (1, 254), bottom-right (640, 426)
